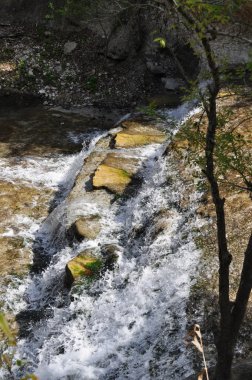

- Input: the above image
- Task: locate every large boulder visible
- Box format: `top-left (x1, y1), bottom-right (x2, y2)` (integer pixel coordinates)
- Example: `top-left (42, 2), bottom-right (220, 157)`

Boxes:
top-left (161, 77), bottom-right (183, 91)
top-left (65, 250), bottom-right (102, 288)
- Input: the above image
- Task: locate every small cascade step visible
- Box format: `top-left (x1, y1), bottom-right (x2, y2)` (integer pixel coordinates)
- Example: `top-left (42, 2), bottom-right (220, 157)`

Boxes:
top-left (115, 121), bottom-right (167, 148)
top-left (72, 215), bottom-right (101, 240)
top-left (93, 153), bottom-right (142, 194)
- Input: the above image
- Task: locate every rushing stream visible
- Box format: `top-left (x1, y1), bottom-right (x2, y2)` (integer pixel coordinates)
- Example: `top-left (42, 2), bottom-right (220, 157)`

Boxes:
top-left (0, 103), bottom-right (202, 380)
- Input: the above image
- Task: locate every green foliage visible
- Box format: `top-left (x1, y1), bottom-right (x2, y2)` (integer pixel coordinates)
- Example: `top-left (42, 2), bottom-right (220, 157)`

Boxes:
top-left (246, 49), bottom-right (252, 80)
top-left (86, 75), bottom-right (98, 92)
top-left (1, 47), bottom-right (14, 60)
top-left (176, 104), bottom-right (252, 191)
top-left (0, 314), bottom-right (16, 347)
top-left (46, 0), bottom-right (106, 20)
top-left (18, 59), bottom-right (27, 75)
top-left (137, 101), bottom-right (158, 117)
top-left (0, 313), bottom-right (38, 378)
top-left (43, 66), bottom-right (58, 85)
top-left (215, 129), bottom-right (252, 184)
top-left (45, 1), bottom-right (55, 20)
top-left (153, 37), bottom-right (166, 49)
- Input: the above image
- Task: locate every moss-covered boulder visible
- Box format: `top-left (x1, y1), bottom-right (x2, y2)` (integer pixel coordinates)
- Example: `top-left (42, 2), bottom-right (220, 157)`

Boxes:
top-left (115, 121), bottom-right (167, 148)
top-left (73, 215), bottom-right (101, 240)
top-left (93, 164), bottom-right (132, 194)
top-left (65, 251), bottom-right (102, 288)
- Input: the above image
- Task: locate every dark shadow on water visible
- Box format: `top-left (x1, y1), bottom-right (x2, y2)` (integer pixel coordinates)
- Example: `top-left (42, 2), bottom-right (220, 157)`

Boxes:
top-left (0, 105), bottom-right (121, 158)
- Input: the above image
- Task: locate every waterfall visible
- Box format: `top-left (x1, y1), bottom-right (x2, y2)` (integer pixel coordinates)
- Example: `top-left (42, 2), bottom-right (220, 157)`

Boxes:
top-left (0, 103), bottom-right (202, 380)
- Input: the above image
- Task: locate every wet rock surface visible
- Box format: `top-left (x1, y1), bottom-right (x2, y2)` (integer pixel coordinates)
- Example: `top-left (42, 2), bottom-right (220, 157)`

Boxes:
top-left (64, 116), bottom-right (168, 285)
top-left (93, 164), bottom-right (132, 194)
top-left (73, 215), bottom-right (101, 240)
top-left (115, 121), bottom-right (167, 148)
top-left (65, 250), bottom-right (102, 288)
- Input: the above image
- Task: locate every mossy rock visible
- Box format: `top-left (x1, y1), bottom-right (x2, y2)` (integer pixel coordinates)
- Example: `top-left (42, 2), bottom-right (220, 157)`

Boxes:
top-left (93, 164), bottom-right (132, 194)
top-left (65, 251), bottom-right (102, 288)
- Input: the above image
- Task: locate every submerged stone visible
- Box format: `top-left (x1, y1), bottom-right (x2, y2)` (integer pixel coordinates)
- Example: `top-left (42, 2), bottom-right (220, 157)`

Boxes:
top-left (93, 164), bottom-right (132, 194)
top-left (65, 251), bottom-right (102, 288)
top-left (73, 215), bottom-right (101, 240)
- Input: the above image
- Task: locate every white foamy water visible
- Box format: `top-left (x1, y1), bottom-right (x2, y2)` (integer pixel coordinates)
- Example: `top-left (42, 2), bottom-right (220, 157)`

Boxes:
top-left (1, 105), bottom-right (202, 380)
top-left (33, 154), bottom-right (200, 380)
top-left (0, 130), bottom-right (108, 315)
top-left (0, 155), bottom-right (77, 188)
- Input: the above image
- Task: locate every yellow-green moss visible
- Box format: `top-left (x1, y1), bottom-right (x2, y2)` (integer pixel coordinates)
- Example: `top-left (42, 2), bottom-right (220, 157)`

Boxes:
top-left (65, 253), bottom-right (102, 287)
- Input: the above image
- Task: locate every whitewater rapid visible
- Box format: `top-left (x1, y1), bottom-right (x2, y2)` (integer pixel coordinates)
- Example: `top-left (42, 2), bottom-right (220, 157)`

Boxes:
top-left (0, 104), bottom-right (202, 380)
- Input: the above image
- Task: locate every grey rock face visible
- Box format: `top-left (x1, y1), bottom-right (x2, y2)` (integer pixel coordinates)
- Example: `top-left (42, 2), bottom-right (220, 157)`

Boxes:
top-left (107, 16), bottom-right (141, 61)
top-left (161, 77), bottom-right (183, 91)
top-left (64, 41), bottom-right (77, 55)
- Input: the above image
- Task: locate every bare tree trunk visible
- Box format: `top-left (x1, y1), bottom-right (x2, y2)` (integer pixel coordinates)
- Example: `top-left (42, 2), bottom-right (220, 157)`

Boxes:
top-left (230, 233), bottom-right (252, 341)
top-left (205, 93), bottom-right (233, 380)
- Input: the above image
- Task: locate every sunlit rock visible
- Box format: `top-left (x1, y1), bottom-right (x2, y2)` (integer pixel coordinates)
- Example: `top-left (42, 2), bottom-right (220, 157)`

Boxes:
top-left (93, 164), bottom-right (132, 194)
top-left (103, 153), bottom-right (139, 175)
top-left (115, 121), bottom-right (167, 148)
top-left (65, 251), bottom-right (102, 287)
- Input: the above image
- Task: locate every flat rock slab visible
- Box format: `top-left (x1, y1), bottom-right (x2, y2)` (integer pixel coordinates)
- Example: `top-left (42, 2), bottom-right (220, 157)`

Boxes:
top-left (121, 121), bottom-right (166, 135)
top-left (93, 151), bottom-right (143, 194)
top-left (93, 164), bottom-right (132, 194)
top-left (103, 153), bottom-right (140, 175)
top-left (115, 121), bottom-right (167, 148)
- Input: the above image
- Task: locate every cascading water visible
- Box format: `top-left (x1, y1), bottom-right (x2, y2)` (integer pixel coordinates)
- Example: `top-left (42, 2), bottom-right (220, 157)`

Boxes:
top-left (0, 104), bottom-right (202, 380)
